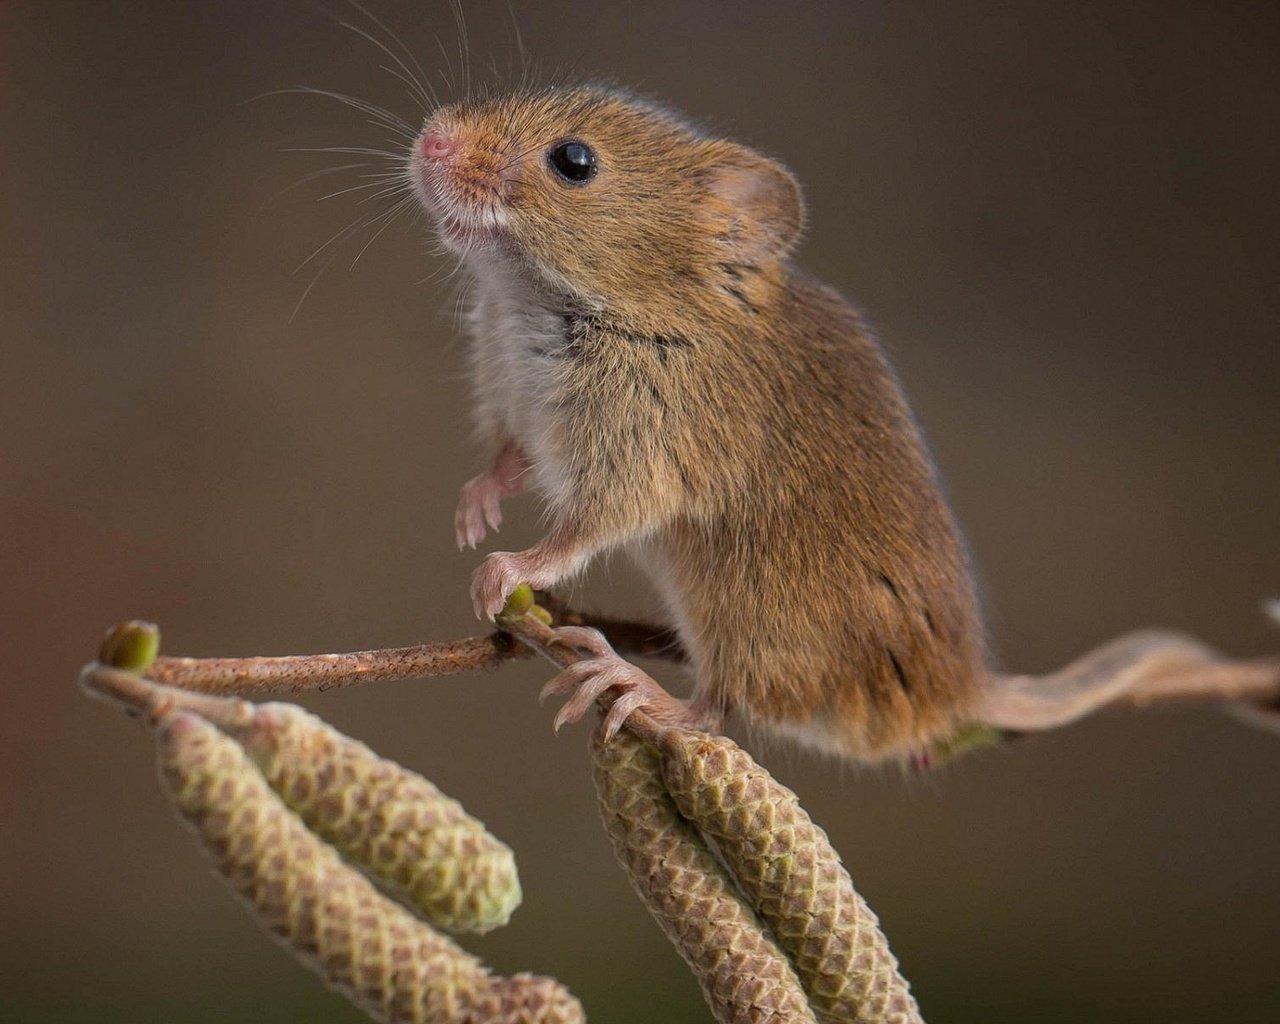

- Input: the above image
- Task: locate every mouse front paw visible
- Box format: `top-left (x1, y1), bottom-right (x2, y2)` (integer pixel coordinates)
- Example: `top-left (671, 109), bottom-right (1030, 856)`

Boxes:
top-left (470, 551), bottom-right (556, 620)
top-left (454, 474), bottom-right (505, 550)
top-left (454, 444), bottom-right (529, 550)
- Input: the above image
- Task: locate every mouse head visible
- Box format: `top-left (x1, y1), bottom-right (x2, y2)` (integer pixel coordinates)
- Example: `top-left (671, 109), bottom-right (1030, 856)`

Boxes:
top-left (409, 87), bottom-right (804, 316)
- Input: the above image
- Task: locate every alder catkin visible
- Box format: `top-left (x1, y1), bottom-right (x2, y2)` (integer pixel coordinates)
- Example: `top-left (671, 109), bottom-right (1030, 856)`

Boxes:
top-left (157, 712), bottom-right (583, 1024)
top-left (234, 702), bottom-right (521, 934)
top-left (590, 728), bottom-right (818, 1024)
top-left (655, 729), bottom-right (923, 1024)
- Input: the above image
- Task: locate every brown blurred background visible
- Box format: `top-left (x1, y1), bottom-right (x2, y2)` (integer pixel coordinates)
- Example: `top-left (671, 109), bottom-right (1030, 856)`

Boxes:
top-left (3, 1), bottom-right (1278, 1021)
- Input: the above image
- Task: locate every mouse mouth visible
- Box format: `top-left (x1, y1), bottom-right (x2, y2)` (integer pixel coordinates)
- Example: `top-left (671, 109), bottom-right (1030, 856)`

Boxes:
top-left (409, 142), bottom-right (511, 252)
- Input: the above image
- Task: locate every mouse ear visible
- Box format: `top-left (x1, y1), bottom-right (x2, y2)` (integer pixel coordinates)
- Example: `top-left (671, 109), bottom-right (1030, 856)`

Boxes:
top-left (708, 147), bottom-right (805, 265)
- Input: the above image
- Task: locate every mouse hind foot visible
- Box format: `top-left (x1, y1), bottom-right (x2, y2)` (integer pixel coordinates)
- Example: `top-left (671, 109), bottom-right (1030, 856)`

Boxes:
top-left (543, 626), bottom-right (718, 740)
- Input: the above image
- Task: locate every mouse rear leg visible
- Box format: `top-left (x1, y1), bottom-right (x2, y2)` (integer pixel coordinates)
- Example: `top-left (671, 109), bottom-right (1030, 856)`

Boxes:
top-left (543, 626), bottom-right (721, 740)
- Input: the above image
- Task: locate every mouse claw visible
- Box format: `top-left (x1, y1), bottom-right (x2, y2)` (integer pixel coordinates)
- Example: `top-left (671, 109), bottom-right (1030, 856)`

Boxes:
top-left (600, 688), bottom-right (655, 742)
top-left (455, 472), bottom-right (508, 550)
top-left (549, 660), bottom-right (632, 733)
top-left (470, 550), bottom-right (555, 621)
top-left (539, 661), bottom-right (593, 704)
top-left (549, 625), bottom-right (611, 658)
top-left (454, 499), bottom-right (484, 551)
top-left (541, 641), bottom-right (693, 740)
top-left (469, 553), bottom-right (515, 619)
top-left (482, 489), bottom-right (503, 533)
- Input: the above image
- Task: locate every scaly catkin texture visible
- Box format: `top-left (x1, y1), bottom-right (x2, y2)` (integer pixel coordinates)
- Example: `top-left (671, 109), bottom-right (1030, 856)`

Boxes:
top-left (235, 702), bottom-right (521, 934)
top-left (656, 729), bottom-right (922, 1024)
top-left (157, 712), bottom-right (583, 1024)
top-left (590, 728), bottom-right (819, 1024)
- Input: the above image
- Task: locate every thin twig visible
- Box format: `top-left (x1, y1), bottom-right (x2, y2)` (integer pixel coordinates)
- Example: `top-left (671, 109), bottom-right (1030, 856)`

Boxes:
top-left (81, 662), bottom-right (255, 732)
top-left (144, 634), bottom-right (528, 695)
top-left (137, 599), bottom-right (680, 699)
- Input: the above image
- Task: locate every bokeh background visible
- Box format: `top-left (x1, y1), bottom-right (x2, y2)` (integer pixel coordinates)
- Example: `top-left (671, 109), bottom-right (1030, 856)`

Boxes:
top-left (3, 2), bottom-right (1278, 1021)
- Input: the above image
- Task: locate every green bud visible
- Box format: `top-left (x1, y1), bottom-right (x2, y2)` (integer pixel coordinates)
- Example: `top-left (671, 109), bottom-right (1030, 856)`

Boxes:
top-left (500, 583), bottom-right (536, 620)
top-left (98, 620), bottom-right (160, 672)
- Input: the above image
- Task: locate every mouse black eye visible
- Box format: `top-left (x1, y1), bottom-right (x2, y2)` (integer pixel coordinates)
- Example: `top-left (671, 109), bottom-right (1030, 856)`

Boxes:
top-left (547, 140), bottom-right (598, 185)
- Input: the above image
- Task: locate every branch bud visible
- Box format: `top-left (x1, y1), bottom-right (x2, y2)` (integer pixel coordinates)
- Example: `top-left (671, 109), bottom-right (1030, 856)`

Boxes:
top-left (98, 620), bottom-right (160, 672)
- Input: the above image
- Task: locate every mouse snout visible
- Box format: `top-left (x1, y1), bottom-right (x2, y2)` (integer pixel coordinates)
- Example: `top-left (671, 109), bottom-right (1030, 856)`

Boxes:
top-left (419, 130), bottom-right (456, 162)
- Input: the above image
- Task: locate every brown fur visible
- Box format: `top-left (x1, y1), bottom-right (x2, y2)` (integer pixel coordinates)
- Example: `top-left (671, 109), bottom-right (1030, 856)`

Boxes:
top-left (411, 86), bottom-right (986, 761)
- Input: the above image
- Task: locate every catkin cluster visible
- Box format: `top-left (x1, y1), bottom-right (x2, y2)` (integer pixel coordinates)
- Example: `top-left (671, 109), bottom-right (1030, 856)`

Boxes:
top-left (592, 726), bottom-right (922, 1024)
top-left (234, 703), bottom-right (520, 934)
top-left (593, 729), bottom-right (819, 1024)
top-left (157, 709), bottom-right (583, 1024)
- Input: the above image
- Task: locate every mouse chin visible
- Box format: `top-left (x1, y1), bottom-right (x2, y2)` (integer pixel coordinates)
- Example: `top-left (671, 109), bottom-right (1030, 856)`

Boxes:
top-left (425, 197), bottom-right (511, 253)
top-left (436, 212), bottom-right (500, 247)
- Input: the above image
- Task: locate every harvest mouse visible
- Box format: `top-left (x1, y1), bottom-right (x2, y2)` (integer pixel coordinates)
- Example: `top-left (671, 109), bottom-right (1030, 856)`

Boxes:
top-left (406, 86), bottom-right (1255, 762)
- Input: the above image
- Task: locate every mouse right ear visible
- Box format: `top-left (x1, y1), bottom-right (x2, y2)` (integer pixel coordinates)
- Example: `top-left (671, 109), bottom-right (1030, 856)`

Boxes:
top-left (707, 147), bottom-right (806, 266)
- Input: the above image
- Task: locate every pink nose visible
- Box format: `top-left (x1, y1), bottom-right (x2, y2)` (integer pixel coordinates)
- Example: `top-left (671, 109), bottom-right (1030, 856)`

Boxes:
top-left (420, 131), bottom-right (455, 161)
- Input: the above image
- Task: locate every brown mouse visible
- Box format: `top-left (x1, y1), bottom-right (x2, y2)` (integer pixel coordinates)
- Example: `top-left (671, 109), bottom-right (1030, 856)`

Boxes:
top-left (405, 85), bottom-right (1263, 762)
top-left (405, 85), bottom-right (982, 762)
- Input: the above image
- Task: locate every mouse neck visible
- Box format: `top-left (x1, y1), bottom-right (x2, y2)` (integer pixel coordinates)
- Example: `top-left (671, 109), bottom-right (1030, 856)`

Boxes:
top-left (462, 248), bottom-right (593, 322)
top-left (460, 241), bottom-right (793, 341)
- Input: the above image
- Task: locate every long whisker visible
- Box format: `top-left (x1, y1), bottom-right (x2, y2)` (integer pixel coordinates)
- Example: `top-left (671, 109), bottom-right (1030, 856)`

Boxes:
top-left (343, 0), bottom-right (438, 110)
top-left (270, 162), bottom-right (371, 202)
top-left (485, 53), bottom-right (503, 93)
top-left (504, 0), bottom-right (529, 85)
top-left (282, 145), bottom-right (406, 160)
top-left (337, 17), bottom-right (437, 114)
top-left (289, 224), bottom-right (364, 323)
top-left (295, 213), bottom-right (379, 275)
top-left (290, 196), bottom-right (415, 322)
top-left (348, 195), bottom-right (414, 270)
top-left (263, 85), bottom-right (416, 138)
top-left (413, 249), bottom-right (462, 290)
top-left (294, 191), bottom-right (408, 274)
top-left (315, 173), bottom-right (411, 203)
top-left (354, 180), bottom-right (415, 207)
top-left (373, 61), bottom-right (436, 116)
top-left (433, 35), bottom-right (458, 97)
top-left (447, 0), bottom-right (472, 98)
